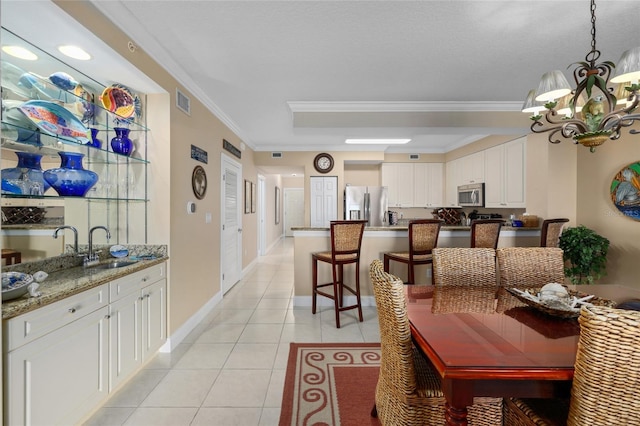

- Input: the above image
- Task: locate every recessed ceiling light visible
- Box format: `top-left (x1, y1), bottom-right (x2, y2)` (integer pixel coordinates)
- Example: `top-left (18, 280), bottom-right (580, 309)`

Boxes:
top-left (345, 138), bottom-right (411, 144)
top-left (58, 45), bottom-right (91, 60)
top-left (2, 45), bottom-right (37, 60)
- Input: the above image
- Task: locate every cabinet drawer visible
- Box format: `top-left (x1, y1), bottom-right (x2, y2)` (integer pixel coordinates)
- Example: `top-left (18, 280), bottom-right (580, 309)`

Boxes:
top-left (109, 263), bottom-right (165, 302)
top-left (4, 283), bottom-right (108, 351)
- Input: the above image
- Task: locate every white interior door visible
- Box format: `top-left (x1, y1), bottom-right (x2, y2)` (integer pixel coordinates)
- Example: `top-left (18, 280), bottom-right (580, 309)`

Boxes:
top-left (258, 176), bottom-right (266, 255)
top-left (284, 188), bottom-right (304, 237)
top-left (220, 155), bottom-right (242, 294)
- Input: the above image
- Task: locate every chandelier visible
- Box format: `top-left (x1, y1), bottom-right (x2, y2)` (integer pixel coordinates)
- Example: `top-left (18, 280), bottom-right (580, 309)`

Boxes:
top-left (522, 0), bottom-right (640, 152)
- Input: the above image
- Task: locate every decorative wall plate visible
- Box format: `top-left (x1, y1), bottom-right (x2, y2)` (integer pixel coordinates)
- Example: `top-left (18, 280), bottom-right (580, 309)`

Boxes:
top-left (17, 100), bottom-right (89, 142)
top-left (610, 161), bottom-right (640, 221)
top-left (192, 165), bottom-right (207, 200)
top-left (100, 84), bottom-right (141, 120)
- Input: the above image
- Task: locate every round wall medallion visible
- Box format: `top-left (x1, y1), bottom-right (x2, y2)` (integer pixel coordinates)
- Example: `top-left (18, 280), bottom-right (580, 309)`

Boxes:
top-left (192, 165), bottom-right (207, 200)
top-left (314, 153), bottom-right (334, 174)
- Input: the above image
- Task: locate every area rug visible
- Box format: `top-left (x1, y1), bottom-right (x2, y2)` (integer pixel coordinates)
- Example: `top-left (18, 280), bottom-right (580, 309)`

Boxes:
top-left (279, 342), bottom-right (382, 426)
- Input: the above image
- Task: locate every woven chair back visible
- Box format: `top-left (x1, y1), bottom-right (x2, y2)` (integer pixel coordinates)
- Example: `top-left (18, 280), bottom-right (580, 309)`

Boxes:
top-left (471, 219), bottom-right (503, 249)
top-left (540, 218), bottom-right (569, 247)
top-left (409, 219), bottom-right (442, 255)
top-left (330, 220), bottom-right (366, 255)
top-left (370, 259), bottom-right (419, 393)
top-left (568, 305), bottom-right (640, 425)
top-left (432, 248), bottom-right (498, 313)
top-left (495, 247), bottom-right (565, 312)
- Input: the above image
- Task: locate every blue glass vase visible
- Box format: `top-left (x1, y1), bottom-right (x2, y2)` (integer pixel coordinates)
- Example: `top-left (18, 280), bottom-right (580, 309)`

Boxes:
top-left (110, 127), bottom-right (133, 156)
top-left (1, 151), bottom-right (51, 194)
top-left (88, 128), bottom-right (102, 149)
top-left (43, 152), bottom-right (98, 197)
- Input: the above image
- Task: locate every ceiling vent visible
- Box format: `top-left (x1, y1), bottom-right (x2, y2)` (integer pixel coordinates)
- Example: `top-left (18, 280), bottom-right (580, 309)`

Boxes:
top-left (176, 88), bottom-right (191, 115)
top-left (409, 154), bottom-right (420, 160)
top-left (272, 152), bottom-right (283, 158)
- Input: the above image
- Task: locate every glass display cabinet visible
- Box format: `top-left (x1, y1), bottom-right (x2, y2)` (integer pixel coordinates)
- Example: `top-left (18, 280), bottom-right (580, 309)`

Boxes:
top-left (1, 26), bottom-right (149, 259)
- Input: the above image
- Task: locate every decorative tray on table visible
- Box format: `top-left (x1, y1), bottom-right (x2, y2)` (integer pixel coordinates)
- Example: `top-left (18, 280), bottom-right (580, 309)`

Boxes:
top-left (507, 284), bottom-right (616, 319)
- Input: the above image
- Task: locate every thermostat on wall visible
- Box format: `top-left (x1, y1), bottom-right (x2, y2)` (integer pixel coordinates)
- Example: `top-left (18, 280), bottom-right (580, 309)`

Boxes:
top-left (187, 201), bottom-right (196, 214)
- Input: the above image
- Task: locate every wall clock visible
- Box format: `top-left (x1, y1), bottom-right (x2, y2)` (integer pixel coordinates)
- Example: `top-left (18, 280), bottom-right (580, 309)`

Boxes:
top-left (314, 153), bottom-right (334, 174)
top-left (192, 165), bottom-right (207, 200)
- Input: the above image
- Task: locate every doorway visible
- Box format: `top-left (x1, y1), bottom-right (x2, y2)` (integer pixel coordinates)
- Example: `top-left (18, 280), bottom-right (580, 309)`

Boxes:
top-left (284, 188), bottom-right (304, 237)
top-left (220, 154), bottom-right (242, 294)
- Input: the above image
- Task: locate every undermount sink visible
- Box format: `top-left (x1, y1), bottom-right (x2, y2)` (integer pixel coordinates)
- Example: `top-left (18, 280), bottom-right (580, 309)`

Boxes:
top-left (90, 260), bottom-right (139, 270)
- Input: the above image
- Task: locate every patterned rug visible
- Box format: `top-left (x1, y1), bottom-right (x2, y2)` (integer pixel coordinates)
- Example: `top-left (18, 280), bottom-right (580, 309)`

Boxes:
top-left (279, 342), bottom-right (382, 426)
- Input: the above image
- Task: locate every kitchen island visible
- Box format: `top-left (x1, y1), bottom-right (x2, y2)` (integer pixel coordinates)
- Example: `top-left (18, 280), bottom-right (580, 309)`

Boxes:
top-left (291, 225), bottom-right (540, 307)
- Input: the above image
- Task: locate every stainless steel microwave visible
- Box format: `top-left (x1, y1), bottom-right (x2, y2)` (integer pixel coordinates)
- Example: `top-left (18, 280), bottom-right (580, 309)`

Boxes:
top-left (458, 183), bottom-right (485, 207)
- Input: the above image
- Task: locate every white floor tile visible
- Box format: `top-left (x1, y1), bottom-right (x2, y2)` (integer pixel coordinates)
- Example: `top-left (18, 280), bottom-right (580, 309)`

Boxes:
top-left (173, 343), bottom-right (234, 369)
top-left (203, 369), bottom-right (272, 407)
top-left (122, 407), bottom-right (197, 426)
top-left (191, 407), bottom-right (262, 426)
top-left (224, 343), bottom-right (278, 369)
top-left (141, 370), bottom-right (219, 407)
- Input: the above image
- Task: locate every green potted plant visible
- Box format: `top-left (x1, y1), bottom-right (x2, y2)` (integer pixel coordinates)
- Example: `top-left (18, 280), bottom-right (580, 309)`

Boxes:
top-left (559, 225), bottom-right (610, 284)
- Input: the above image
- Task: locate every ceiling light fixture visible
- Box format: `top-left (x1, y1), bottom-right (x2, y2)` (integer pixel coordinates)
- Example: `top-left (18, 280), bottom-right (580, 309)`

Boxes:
top-left (2, 45), bottom-right (37, 60)
top-left (345, 138), bottom-right (411, 144)
top-left (58, 45), bottom-right (91, 60)
top-left (523, 0), bottom-right (640, 152)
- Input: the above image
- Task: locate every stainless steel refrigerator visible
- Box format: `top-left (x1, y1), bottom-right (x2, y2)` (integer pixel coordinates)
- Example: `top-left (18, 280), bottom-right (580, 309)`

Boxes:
top-left (344, 185), bottom-right (389, 226)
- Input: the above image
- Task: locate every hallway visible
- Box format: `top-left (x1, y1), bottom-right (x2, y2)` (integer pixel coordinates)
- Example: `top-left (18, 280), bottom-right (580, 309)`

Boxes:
top-left (85, 237), bottom-right (380, 425)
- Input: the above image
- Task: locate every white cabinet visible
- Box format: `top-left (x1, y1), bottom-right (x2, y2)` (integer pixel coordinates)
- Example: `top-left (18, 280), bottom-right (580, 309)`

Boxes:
top-left (484, 138), bottom-right (526, 208)
top-left (460, 151), bottom-right (485, 184)
top-left (4, 285), bottom-right (110, 426)
top-left (109, 263), bottom-right (166, 391)
top-left (383, 163), bottom-right (444, 208)
top-left (4, 263), bottom-right (167, 425)
top-left (445, 158), bottom-right (462, 207)
top-left (413, 163), bottom-right (444, 208)
top-left (310, 176), bottom-right (338, 227)
top-left (382, 163), bottom-right (413, 207)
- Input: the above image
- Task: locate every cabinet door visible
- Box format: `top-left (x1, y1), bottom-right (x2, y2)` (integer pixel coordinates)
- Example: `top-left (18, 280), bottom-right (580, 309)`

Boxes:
top-left (425, 163), bottom-right (444, 207)
top-left (415, 163), bottom-right (444, 207)
top-left (5, 306), bottom-right (109, 426)
top-left (109, 291), bottom-right (142, 392)
top-left (504, 138), bottom-right (526, 207)
top-left (396, 164), bottom-right (414, 207)
top-left (381, 163), bottom-right (398, 207)
top-left (142, 278), bottom-right (167, 359)
top-left (445, 158), bottom-right (461, 207)
top-left (461, 151), bottom-right (485, 184)
top-left (310, 177), bottom-right (337, 227)
top-left (484, 145), bottom-right (505, 208)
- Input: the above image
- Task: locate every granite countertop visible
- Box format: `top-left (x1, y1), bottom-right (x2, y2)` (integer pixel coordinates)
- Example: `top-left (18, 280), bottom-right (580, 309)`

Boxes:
top-left (2, 245), bottom-right (168, 320)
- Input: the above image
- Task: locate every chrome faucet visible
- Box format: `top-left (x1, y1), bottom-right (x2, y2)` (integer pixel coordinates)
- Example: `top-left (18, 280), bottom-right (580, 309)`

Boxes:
top-left (53, 226), bottom-right (79, 254)
top-left (86, 226), bottom-right (111, 266)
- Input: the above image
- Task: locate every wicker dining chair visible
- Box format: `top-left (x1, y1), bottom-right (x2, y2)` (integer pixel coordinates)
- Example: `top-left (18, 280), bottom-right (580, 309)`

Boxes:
top-left (383, 219), bottom-right (443, 284)
top-left (369, 259), bottom-right (503, 426)
top-left (431, 248), bottom-right (498, 314)
top-left (503, 304), bottom-right (640, 426)
top-left (540, 218), bottom-right (570, 247)
top-left (471, 219), bottom-right (504, 249)
top-left (312, 220), bottom-right (367, 328)
top-left (495, 247), bottom-right (565, 313)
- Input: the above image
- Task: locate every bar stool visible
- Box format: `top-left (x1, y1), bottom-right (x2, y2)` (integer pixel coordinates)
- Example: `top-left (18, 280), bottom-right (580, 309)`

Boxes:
top-left (540, 218), bottom-right (569, 247)
top-left (383, 219), bottom-right (442, 284)
top-left (470, 219), bottom-right (504, 249)
top-left (2, 249), bottom-right (22, 265)
top-left (312, 220), bottom-right (367, 328)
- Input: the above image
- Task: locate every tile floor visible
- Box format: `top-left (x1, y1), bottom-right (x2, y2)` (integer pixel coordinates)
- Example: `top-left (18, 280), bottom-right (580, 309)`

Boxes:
top-left (84, 237), bottom-right (380, 426)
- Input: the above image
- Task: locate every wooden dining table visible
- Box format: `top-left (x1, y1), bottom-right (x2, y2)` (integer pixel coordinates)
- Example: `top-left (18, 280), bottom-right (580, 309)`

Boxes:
top-left (405, 284), bottom-right (640, 426)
